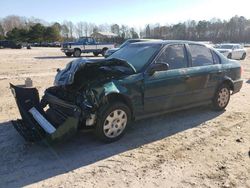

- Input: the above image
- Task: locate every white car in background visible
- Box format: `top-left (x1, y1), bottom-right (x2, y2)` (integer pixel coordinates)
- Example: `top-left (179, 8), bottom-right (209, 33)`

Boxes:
top-left (215, 43), bottom-right (247, 60)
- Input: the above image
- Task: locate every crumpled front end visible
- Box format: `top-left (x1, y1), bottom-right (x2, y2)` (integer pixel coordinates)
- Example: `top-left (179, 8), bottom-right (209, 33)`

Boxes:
top-left (10, 84), bottom-right (81, 143)
top-left (10, 58), bottom-right (135, 143)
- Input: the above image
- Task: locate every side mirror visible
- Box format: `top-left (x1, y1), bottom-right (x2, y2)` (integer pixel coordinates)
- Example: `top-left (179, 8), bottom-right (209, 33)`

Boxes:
top-left (148, 63), bottom-right (169, 75)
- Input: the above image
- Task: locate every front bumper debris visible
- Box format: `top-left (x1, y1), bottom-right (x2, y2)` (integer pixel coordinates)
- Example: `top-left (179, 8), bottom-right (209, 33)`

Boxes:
top-left (232, 79), bottom-right (243, 94)
top-left (10, 84), bottom-right (79, 143)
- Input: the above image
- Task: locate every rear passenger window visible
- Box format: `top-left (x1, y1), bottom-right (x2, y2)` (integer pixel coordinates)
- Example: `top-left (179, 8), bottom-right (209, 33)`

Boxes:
top-left (156, 44), bottom-right (188, 70)
top-left (189, 44), bottom-right (213, 67)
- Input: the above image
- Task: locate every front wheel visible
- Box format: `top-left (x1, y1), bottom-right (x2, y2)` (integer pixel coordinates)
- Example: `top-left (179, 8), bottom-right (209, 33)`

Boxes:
top-left (94, 102), bottom-right (131, 142)
top-left (227, 53), bottom-right (232, 59)
top-left (212, 84), bottom-right (231, 111)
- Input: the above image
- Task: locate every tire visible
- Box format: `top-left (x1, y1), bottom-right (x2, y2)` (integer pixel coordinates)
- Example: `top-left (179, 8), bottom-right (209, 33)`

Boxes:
top-left (73, 49), bottom-right (81, 57)
top-left (241, 53), bottom-right (246, 60)
top-left (227, 53), bottom-right (232, 59)
top-left (101, 48), bottom-right (108, 57)
top-left (65, 52), bottom-right (72, 57)
top-left (94, 102), bottom-right (131, 142)
top-left (212, 84), bottom-right (231, 111)
top-left (93, 52), bottom-right (99, 57)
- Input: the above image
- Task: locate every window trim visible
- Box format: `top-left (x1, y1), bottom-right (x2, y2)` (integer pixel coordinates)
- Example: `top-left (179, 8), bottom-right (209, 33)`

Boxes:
top-left (211, 49), bottom-right (221, 64)
top-left (187, 44), bottom-right (214, 67)
top-left (151, 43), bottom-right (190, 71)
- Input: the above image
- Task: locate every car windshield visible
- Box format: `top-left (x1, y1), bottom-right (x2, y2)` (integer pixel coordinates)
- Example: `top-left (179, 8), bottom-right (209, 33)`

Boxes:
top-left (119, 40), bottom-right (131, 49)
top-left (108, 43), bottom-right (161, 72)
top-left (216, 45), bottom-right (234, 49)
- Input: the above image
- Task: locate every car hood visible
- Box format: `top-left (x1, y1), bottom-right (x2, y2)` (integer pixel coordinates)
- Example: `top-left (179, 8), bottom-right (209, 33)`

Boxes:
top-left (54, 58), bottom-right (136, 87)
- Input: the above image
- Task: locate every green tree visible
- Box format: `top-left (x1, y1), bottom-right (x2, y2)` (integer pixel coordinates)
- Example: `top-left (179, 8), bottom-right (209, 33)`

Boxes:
top-left (6, 28), bottom-right (28, 42)
top-left (28, 23), bottom-right (46, 42)
top-left (44, 26), bottom-right (61, 42)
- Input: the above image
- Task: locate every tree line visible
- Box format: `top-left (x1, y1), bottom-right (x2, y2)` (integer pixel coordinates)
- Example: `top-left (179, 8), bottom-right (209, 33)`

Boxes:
top-left (0, 15), bottom-right (250, 43)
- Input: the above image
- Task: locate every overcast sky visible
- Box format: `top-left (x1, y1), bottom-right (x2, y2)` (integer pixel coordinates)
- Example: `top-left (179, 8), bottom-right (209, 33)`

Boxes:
top-left (1, 0), bottom-right (250, 28)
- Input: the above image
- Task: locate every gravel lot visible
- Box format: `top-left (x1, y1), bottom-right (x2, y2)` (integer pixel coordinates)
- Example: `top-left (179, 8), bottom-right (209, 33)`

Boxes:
top-left (0, 47), bottom-right (249, 188)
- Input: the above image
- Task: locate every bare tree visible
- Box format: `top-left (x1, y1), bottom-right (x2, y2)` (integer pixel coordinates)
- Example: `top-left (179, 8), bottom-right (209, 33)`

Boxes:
top-left (75, 21), bottom-right (84, 37)
top-left (2, 15), bottom-right (26, 34)
top-left (63, 21), bottom-right (75, 39)
top-left (111, 24), bottom-right (120, 36)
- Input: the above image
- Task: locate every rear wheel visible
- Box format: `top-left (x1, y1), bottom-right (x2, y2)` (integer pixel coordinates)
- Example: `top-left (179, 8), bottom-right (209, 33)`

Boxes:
top-left (94, 102), bottom-right (131, 142)
top-left (241, 53), bottom-right (246, 60)
top-left (65, 52), bottom-right (72, 57)
top-left (93, 52), bottom-right (99, 56)
top-left (73, 49), bottom-right (81, 57)
top-left (212, 84), bottom-right (231, 111)
top-left (101, 48), bottom-right (108, 56)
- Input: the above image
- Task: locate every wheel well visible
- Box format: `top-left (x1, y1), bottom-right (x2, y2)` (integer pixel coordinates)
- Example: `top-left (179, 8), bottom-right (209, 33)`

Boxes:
top-left (74, 48), bottom-right (81, 52)
top-left (106, 93), bottom-right (133, 116)
top-left (222, 79), bottom-right (234, 91)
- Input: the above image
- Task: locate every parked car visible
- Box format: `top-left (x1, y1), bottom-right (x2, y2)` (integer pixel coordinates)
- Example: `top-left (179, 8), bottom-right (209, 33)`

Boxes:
top-left (215, 43), bottom-right (247, 60)
top-left (0, 40), bottom-right (22, 49)
top-left (48, 42), bottom-right (61, 47)
top-left (104, 39), bottom-right (161, 58)
top-left (10, 40), bottom-right (243, 143)
top-left (61, 37), bottom-right (115, 57)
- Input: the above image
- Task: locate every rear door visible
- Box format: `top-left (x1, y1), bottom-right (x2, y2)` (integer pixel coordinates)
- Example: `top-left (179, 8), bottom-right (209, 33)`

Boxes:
top-left (187, 44), bottom-right (221, 102)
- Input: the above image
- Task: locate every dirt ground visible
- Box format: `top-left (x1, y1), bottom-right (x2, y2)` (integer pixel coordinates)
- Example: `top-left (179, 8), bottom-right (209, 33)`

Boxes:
top-left (0, 47), bottom-right (249, 188)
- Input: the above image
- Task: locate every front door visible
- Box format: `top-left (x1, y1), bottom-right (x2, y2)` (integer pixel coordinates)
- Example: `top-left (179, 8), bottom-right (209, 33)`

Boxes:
top-left (144, 44), bottom-right (193, 114)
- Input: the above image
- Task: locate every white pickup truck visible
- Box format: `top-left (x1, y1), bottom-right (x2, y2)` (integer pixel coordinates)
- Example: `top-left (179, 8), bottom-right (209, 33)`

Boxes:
top-left (61, 37), bottom-right (115, 57)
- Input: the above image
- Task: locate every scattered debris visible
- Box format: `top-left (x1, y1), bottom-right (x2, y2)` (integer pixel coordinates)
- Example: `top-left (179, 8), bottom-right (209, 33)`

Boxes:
top-left (236, 138), bottom-right (243, 143)
top-left (25, 77), bottom-right (33, 87)
top-left (218, 166), bottom-right (226, 170)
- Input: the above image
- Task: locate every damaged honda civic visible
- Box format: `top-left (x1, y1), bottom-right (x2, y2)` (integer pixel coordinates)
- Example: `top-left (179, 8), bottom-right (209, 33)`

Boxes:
top-left (10, 41), bottom-right (243, 143)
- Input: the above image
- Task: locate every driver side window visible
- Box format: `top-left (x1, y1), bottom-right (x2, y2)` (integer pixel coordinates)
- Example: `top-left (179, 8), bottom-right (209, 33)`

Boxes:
top-left (155, 44), bottom-right (188, 70)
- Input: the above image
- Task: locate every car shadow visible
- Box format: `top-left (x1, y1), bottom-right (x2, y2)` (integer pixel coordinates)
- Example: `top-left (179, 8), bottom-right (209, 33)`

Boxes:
top-left (0, 106), bottom-right (224, 187)
top-left (34, 55), bottom-right (104, 60)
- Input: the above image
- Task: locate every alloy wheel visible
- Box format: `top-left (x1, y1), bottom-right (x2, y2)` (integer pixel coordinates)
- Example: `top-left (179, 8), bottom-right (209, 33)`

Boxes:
top-left (103, 109), bottom-right (127, 138)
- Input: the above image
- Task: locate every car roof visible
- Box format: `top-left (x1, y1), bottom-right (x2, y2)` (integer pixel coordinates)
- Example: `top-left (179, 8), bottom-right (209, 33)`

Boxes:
top-left (127, 38), bottom-right (162, 42)
top-left (130, 40), bottom-right (210, 46)
top-left (218, 43), bottom-right (240, 46)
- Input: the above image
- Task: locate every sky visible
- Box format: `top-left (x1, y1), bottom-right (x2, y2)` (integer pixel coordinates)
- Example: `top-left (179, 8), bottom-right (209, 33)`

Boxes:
top-left (1, 0), bottom-right (250, 28)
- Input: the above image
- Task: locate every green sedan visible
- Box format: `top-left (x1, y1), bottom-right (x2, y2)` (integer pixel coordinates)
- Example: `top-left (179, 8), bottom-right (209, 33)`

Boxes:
top-left (10, 40), bottom-right (243, 143)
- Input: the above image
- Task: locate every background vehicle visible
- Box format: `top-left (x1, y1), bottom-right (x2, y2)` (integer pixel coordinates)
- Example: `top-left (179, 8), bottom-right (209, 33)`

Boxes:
top-left (104, 39), bottom-right (161, 58)
top-left (215, 43), bottom-right (247, 60)
top-left (61, 37), bottom-right (115, 57)
top-left (0, 40), bottom-right (22, 49)
top-left (10, 41), bottom-right (243, 143)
